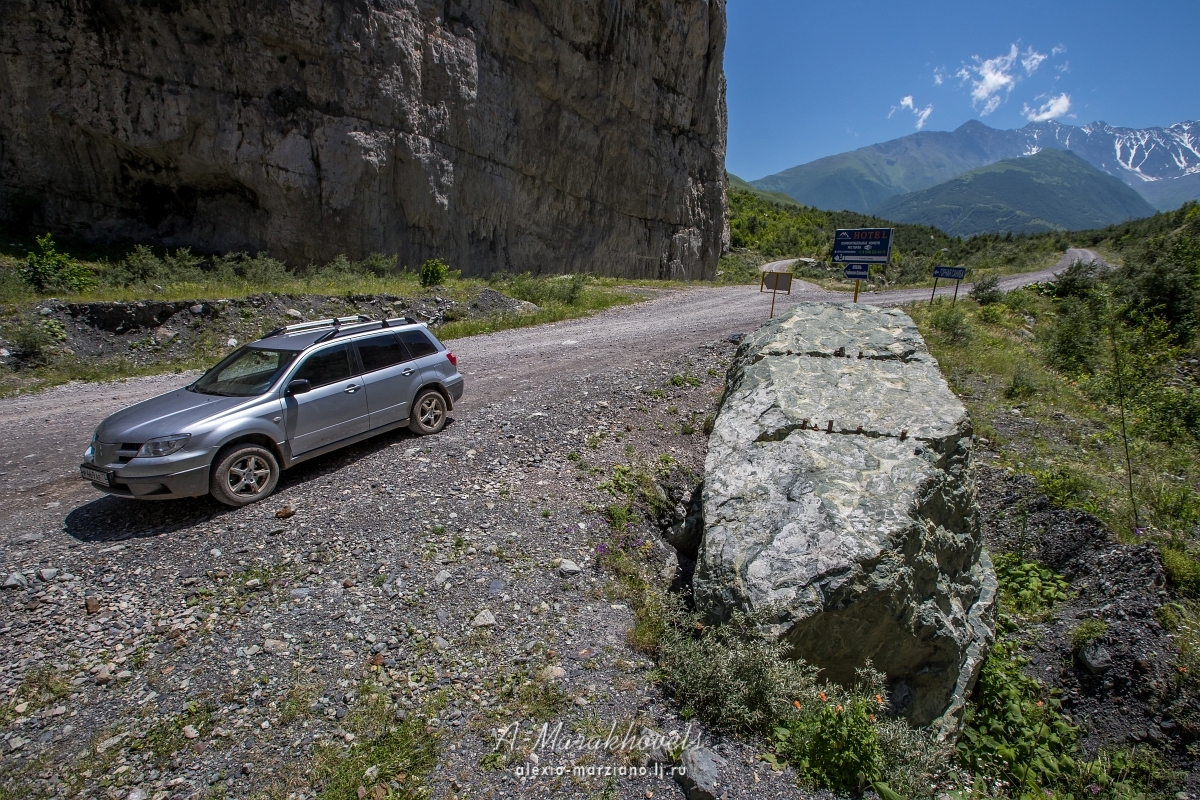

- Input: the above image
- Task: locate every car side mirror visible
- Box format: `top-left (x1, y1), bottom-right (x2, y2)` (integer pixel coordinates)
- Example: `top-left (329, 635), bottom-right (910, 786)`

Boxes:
top-left (286, 379), bottom-right (312, 396)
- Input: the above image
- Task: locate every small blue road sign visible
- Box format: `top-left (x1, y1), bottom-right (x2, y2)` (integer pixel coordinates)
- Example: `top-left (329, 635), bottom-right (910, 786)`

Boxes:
top-left (832, 228), bottom-right (894, 263)
top-left (933, 266), bottom-right (967, 280)
top-left (843, 264), bottom-right (870, 280)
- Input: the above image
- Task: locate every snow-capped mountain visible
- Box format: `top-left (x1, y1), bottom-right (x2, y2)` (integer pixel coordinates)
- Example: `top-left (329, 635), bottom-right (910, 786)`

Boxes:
top-left (752, 119), bottom-right (1200, 213)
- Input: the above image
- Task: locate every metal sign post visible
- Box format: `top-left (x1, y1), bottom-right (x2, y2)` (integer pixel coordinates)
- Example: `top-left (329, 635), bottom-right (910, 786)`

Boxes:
top-left (842, 264), bottom-right (870, 302)
top-left (760, 271), bottom-right (793, 318)
top-left (931, 266), bottom-right (967, 305)
top-left (834, 229), bottom-right (893, 303)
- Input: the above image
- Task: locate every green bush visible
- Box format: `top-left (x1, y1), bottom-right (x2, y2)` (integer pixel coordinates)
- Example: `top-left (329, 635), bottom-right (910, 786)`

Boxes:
top-left (103, 245), bottom-right (206, 287)
top-left (1004, 360), bottom-right (1039, 400)
top-left (211, 252), bottom-right (291, 284)
top-left (772, 672), bottom-right (884, 793)
top-left (1034, 466), bottom-right (1102, 513)
top-left (1069, 619), bottom-right (1109, 653)
top-left (3, 317), bottom-right (66, 365)
top-left (499, 272), bottom-right (588, 307)
top-left (19, 234), bottom-right (95, 293)
top-left (1044, 296), bottom-right (1102, 374)
top-left (958, 641), bottom-right (1079, 792)
top-left (969, 273), bottom-right (1004, 305)
top-left (1053, 258), bottom-right (1105, 299)
top-left (929, 301), bottom-right (970, 342)
top-left (419, 257), bottom-right (449, 288)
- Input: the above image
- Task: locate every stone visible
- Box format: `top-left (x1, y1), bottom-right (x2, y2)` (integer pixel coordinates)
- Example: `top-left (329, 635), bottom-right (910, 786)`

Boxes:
top-left (0, 1), bottom-right (727, 279)
top-left (3, 572), bottom-right (27, 589)
top-left (434, 570), bottom-right (452, 587)
top-left (286, 309), bottom-right (303, 319)
top-left (190, 304), bottom-right (205, 315)
top-left (1079, 641), bottom-right (1113, 675)
top-left (126, 789), bottom-right (149, 800)
top-left (675, 747), bottom-right (726, 800)
top-left (95, 667), bottom-right (112, 686)
top-left (262, 639), bottom-right (288, 655)
top-left (692, 303), bottom-right (997, 734)
top-left (226, 338), bottom-right (238, 348)
top-left (557, 559), bottom-right (582, 577)
top-left (539, 666), bottom-right (567, 683)
top-left (290, 588), bottom-right (312, 600)
top-left (84, 596), bottom-right (100, 614)
top-left (276, 503), bottom-right (296, 519)
top-left (471, 609), bottom-right (497, 628)
top-left (37, 568), bottom-right (58, 582)
top-left (182, 725), bottom-right (199, 739)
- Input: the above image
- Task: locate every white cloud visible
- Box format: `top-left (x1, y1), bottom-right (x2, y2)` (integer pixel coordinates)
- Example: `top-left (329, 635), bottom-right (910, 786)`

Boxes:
top-left (897, 95), bottom-right (934, 129)
top-left (1023, 93), bottom-right (1072, 122)
top-left (933, 69), bottom-right (945, 86)
top-left (957, 44), bottom-right (1019, 115)
top-left (1051, 44), bottom-right (1067, 56)
top-left (1021, 46), bottom-right (1047, 74)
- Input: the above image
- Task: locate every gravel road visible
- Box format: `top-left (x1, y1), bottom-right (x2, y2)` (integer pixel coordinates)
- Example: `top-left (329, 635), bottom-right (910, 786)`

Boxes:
top-left (0, 259), bottom-right (1077, 507)
top-left (0, 258), bottom-right (1085, 799)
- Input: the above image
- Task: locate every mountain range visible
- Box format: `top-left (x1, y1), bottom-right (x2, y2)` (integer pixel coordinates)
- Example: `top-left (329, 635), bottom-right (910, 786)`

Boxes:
top-left (870, 149), bottom-right (1156, 237)
top-left (751, 119), bottom-right (1200, 214)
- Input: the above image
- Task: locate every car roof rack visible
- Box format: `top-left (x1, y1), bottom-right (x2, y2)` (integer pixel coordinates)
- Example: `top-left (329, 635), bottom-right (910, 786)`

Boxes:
top-left (263, 315), bottom-right (423, 343)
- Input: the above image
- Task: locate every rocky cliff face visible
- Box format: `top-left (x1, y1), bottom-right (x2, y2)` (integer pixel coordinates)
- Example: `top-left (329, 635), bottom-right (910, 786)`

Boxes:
top-left (692, 303), bottom-right (996, 734)
top-left (0, 0), bottom-right (727, 279)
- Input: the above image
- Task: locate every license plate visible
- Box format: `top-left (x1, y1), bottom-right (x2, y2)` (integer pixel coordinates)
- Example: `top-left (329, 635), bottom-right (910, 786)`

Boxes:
top-left (80, 465), bottom-right (113, 486)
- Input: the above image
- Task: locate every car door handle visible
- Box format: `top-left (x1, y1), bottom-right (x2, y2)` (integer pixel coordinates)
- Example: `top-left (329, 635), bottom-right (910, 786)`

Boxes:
top-left (344, 384), bottom-right (360, 394)
top-left (401, 368), bottom-right (415, 376)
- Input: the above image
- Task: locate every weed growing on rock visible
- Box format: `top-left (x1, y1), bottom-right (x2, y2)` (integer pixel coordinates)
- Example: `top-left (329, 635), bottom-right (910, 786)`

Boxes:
top-left (1069, 619), bottom-right (1109, 653)
top-left (1160, 545), bottom-right (1200, 598)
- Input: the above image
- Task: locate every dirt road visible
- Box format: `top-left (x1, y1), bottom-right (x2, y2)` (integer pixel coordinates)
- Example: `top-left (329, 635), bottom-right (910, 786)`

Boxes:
top-left (0, 261), bottom-right (1074, 505)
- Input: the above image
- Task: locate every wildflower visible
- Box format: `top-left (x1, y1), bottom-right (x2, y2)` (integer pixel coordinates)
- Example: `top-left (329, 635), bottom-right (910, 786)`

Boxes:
top-left (870, 714), bottom-right (876, 722)
top-left (819, 691), bottom-right (827, 702)
top-left (1181, 666), bottom-right (1189, 673)
top-left (1088, 785), bottom-right (1101, 796)
top-left (835, 704), bottom-right (843, 713)
top-left (874, 694), bottom-right (882, 704)
top-left (793, 700), bottom-right (801, 710)
top-left (1036, 700), bottom-right (1044, 707)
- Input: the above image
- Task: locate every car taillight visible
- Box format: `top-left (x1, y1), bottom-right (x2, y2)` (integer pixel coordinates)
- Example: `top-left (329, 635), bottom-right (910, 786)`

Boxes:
top-left (446, 352), bottom-right (457, 367)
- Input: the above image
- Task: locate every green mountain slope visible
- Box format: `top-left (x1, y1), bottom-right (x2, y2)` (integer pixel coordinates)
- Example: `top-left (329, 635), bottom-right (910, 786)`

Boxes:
top-left (751, 120), bottom-right (1028, 212)
top-left (727, 172), bottom-right (805, 208)
top-left (869, 150), bottom-right (1157, 237)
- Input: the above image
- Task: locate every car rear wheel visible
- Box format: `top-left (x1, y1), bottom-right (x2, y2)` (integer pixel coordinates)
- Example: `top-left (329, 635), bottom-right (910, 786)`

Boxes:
top-left (409, 389), bottom-right (448, 435)
top-left (210, 444), bottom-right (280, 506)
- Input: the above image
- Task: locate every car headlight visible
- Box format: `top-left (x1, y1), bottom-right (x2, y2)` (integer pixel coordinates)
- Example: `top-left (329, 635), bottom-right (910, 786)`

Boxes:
top-left (136, 434), bottom-right (191, 458)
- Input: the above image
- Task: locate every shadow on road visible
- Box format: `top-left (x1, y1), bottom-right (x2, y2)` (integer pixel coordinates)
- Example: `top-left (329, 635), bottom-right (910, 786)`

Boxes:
top-left (63, 422), bottom-right (449, 542)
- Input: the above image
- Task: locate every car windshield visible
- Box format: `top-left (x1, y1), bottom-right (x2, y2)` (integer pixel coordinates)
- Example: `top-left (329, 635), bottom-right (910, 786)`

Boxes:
top-left (192, 348), bottom-right (298, 397)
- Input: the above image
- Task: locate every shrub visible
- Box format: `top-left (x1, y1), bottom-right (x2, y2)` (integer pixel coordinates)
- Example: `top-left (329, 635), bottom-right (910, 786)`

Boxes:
top-left (654, 600), bottom-right (819, 736)
top-left (419, 258), bottom-right (449, 287)
top-left (20, 234), bottom-right (95, 293)
top-left (977, 303), bottom-right (1006, 324)
top-left (773, 678), bottom-right (883, 793)
top-left (1045, 296), bottom-right (1102, 374)
top-left (1004, 360), bottom-right (1038, 400)
top-left (501, 272), bottom-right (588, 306)
top-left (1053, 258), bottom-right (1105, 299)
top-left (1069, 619), bottom-right (1109, 653)
top-left (3, 317), bottom-right (66, 365)
top-left (929, 301), bottom-right (970, 342)
top-left (969, 273), bottom-right (1004, 305)
top-left (211, 252), bottom-right (291, 284)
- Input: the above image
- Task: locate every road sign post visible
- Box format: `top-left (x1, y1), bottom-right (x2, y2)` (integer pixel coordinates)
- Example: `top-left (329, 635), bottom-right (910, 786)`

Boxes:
top-left (842, 264), bottom-right (870, 302)
top-left (931, 266), bottom-right (967, 305)
top-left (833, 229), bottom-right (893, 303)
top-left (760, 270), bottom-right (793, 318)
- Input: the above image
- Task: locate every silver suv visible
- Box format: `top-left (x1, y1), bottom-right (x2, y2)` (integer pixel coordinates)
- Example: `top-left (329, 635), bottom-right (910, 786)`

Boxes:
top-left (81, 316), bottom-right (464, 506)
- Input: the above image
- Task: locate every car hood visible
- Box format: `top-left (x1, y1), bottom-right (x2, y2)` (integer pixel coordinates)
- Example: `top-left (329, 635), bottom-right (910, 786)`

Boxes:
top-left (96, 387), bottom-right (263, 444)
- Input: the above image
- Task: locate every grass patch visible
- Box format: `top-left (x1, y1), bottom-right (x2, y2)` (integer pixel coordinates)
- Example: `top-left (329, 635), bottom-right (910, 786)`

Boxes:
top-left (1160, 545), bottom-right (1200, 598)
top-left (1069, 619), bottom-right (1109, 653)
top-left (309, 692), bottom-right (441, 800)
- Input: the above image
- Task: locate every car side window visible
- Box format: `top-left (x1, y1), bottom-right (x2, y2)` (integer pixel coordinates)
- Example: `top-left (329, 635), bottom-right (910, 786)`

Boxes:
top-left (356, 333), bottom-right (411, 373)
top-left (292, 344), bottom-right (354, 388)
top-left (397, 330), bottom-right (438, 359)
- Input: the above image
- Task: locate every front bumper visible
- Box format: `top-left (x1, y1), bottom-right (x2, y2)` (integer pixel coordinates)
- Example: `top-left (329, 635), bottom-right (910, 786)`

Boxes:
top-left (83, 447), bottom-right (214, 500)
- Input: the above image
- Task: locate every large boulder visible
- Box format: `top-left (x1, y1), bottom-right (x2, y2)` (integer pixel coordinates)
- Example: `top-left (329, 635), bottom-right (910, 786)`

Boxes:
top-left (693, 302), bottom-right (996, 734)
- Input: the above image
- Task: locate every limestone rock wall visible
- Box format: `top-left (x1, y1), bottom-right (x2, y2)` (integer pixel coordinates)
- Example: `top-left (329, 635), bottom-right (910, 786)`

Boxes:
top-left (0, 0), bottom-right (727, 279)
top-left (692, 303), bottom-right (996, 733)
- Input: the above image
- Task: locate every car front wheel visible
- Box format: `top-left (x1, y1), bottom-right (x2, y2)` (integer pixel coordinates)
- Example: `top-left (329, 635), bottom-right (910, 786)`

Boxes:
top-left (409, 389), bottom-right (448, 435)
top-left (210, 444), bottom-right (280, 506)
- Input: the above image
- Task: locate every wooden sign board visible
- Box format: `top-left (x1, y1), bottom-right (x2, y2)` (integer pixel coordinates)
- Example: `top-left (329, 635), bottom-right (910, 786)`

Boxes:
top-left (760, 271), bottom-right (793, 293)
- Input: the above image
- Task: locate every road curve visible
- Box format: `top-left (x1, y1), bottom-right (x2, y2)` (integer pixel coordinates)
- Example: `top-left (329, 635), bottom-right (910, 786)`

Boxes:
top-left (0, 258), bottom-right (1078, 503)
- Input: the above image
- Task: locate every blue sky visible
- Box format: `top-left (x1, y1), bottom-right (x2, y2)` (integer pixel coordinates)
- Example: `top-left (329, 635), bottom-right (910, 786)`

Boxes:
top-left (725, 0), bottom-right (1200, 180)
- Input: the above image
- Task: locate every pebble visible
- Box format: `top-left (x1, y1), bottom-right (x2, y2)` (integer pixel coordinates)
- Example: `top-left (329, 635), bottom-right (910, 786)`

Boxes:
top-left (263, 639), bottom-right (288, 655)
top-left (84, 596), bottom-right (100, 614)
top-left (471, 609), bottom-right (497, 627)
top-left (37, 568), bottom-right (58, 581)
top-left (558, 559), bottom-right (582, 577)
top-left (3, 572), bottom-right (27, 589)
top-left (434, 570), bottom-right (452, 586)
top-left (286, 309), bottom-right (304, 319)
top-left (182, 725), bottom-right (199, 739)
